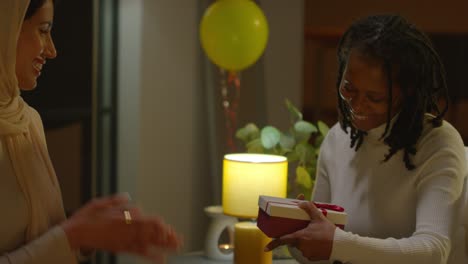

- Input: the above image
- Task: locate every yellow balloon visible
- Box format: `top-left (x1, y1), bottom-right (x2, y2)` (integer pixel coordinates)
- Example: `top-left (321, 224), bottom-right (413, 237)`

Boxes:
top-left (200, 0), bottom-right (269, 71)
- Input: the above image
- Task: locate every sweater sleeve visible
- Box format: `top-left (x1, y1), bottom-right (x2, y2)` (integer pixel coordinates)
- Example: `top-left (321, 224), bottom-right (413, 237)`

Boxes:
top-left (0, 139), bottom-right (77, 263)
top-left (0, 227), bottom-right (76, 264)
top-left (329, 125), bottom-right (467, 264)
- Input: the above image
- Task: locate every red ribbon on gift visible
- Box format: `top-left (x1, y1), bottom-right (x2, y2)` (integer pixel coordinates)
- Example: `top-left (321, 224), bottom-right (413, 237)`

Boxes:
top-left (313, 202), bottom-right (344, 212)
top-left (314, 202), bottom-right (343, 217)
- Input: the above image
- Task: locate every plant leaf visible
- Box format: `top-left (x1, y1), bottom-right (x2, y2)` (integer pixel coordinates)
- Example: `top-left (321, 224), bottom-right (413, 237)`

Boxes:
top-left (314, 135), bottom-right (324, 147)
top-left (246, 138), bottom-right (264, 153)
top-left (285, 99), bottom-right (303, 122)
top-left (261, 126), bottom-right (281, 149)
top-left (300, 181), bottom-right (314, 201)
top-left (294, 121), bottom-right (317, 134)
top-left (293, 121), bottom-right (317, 143)
top-left (305, 165), bottom-right (317, 182)
top-left (286, 151), bottom-right (299, 163)
top-left (296, 166), bottom-right (312, 189)
top-left (317, 121), bottom-right (329, 136)
top-left (235, 123), bottom-right (260, 143)
top-left (315, 147), bottom-right (321, 156)
top-left (295, 143), bottom-right (314, 164)
top-left (279, 133), bottom-right (295, 151)
top-left (236, 101), bottom-right (327, 200)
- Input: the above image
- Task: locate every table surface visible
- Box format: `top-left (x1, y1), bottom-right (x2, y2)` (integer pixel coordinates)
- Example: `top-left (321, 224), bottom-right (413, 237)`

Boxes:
top-left (168, 251), bottom-right (298, 264)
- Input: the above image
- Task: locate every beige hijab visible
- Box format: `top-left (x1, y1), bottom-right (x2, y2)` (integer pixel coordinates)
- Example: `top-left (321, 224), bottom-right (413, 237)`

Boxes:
top-left (0, 0), bottom-right (66, 242)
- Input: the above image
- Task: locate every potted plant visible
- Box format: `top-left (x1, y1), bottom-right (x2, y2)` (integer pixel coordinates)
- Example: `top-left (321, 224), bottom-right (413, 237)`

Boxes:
top-left (235, 99), bottom-right (329, 200)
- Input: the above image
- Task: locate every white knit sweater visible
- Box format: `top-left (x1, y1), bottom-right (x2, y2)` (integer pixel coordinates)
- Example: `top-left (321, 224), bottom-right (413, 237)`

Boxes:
top-left (292, 115), bottom-right (467, 264)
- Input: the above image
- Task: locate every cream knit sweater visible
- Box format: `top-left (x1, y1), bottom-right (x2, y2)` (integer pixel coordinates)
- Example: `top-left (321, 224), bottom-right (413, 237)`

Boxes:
top-left (292, 115), bottom-right (467, 264)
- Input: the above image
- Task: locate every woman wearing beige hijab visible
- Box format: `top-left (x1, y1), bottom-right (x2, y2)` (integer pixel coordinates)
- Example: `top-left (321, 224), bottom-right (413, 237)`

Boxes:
top-left (0, 0), bottom-right (182, 263)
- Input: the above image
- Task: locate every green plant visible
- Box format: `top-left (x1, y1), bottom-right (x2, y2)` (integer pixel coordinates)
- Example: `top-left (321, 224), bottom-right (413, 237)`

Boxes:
top-left (235, 99), bottom-right (329, 200)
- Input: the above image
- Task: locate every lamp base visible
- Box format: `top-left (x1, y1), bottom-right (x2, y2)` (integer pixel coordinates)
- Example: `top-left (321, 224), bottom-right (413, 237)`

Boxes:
top-left (204, 205), bottom-right (237, 260)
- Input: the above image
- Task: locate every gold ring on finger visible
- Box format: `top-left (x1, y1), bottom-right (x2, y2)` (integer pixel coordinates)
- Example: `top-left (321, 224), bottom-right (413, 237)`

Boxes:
top-left (124, 210), bottom-right (132, 225)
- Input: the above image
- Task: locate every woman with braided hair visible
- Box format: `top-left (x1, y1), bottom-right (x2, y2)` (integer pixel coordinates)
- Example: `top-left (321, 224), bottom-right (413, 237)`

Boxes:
top-left (266, 15), bottom-right (467, 264)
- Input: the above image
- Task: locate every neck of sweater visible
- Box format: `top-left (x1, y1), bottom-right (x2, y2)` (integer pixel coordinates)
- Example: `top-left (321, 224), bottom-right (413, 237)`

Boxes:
top-left (364, 113), bottom-right (400, 144)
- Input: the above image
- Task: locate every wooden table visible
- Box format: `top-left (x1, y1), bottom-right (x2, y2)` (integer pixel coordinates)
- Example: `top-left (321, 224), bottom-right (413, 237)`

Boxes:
top-left (167, 251), bottom-right (298, 264)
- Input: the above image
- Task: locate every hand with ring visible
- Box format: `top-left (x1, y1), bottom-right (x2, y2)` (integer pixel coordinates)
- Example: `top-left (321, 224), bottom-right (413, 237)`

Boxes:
top-left (124, 210), bottom-right (132, 224)
top-left (61, 193), bottom-right (183, 263)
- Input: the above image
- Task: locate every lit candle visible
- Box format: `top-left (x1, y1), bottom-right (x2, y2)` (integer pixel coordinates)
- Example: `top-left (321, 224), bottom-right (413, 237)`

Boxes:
top-left (234, 222), bottom-right (272, 264)
top-left (218, 243), bottom-right (233, 254)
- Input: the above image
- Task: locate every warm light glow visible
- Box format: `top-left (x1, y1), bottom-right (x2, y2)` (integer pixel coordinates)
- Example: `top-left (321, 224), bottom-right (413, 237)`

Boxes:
top-left (223, 153), bottom-right (287, 218)
top-left (218, 243), bottom-right (233, 254)
top-left (220, 244), bottom-right (231, 250)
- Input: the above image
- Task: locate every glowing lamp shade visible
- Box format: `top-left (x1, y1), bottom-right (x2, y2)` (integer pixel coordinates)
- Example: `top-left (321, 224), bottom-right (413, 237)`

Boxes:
top-left (222, 153), bottom-right (288, 218)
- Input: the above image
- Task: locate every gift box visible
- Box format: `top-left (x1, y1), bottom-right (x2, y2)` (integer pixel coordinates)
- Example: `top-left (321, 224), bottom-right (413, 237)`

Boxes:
top-left (257, 195), bottom-right (347, 238)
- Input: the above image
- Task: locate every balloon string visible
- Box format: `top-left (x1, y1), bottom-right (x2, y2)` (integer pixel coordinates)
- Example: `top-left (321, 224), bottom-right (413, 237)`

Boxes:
top-left (220, 68), bottom-right (240, 152)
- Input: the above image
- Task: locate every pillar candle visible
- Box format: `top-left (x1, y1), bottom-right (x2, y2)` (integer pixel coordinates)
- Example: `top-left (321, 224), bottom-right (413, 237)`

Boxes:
top-left (234, 222), bottom-right (272, 264)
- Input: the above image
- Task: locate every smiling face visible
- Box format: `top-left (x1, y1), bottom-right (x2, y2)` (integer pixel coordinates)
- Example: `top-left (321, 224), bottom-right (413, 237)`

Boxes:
top-left (339, 49), bottom-right (403, 131)
top-left (16, 0), bottom-right (56, 90)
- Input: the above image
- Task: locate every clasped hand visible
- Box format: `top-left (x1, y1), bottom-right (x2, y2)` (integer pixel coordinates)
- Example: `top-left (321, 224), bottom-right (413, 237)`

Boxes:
top-left (264, 194), bottom-right (336, 262)
top-left (61, 194), bottom-right (182, 263)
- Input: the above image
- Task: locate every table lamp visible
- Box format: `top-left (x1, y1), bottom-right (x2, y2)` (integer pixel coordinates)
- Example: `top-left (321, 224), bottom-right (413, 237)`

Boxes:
top-left (223, 153), bottom-right (288, 264)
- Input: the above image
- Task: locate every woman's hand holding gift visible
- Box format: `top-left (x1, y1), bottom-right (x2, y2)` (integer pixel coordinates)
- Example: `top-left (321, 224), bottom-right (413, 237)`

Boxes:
top-left (264, 194), bottom-right (336, 262)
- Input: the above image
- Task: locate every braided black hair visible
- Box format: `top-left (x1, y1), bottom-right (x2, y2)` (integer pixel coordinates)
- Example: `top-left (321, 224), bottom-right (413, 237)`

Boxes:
top-left (336, 15), bottom-right (449, 170)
